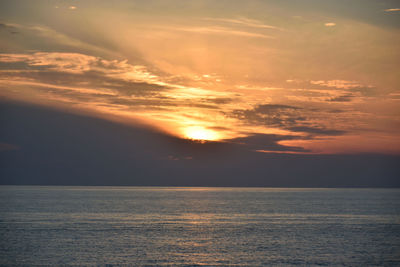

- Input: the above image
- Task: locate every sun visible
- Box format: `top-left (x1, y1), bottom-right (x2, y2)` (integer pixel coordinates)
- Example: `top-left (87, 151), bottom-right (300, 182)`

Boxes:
top-left (184, 126), bottom-right (219, 142)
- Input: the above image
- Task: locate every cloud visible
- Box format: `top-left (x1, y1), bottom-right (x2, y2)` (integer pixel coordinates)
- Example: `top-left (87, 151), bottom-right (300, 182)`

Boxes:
top-left (0, 53), bottom-right (174, 112)
top-left (203, 97), bottom-right (233, 104)
top-left (327, 93), bottom-right (354, 102)
top-left (388, 92), bottom-right (400, 100)
top-left (0, 52), bottom-right (239, 141)
top-left (0, 23), bottom-right (19, 34)
top-left (253, 104), bottom-right (300, 112)
top-left (0, 52), bottom-right (163, 84)
top-left (204, 17), bottom-right (282, 30)
top-left (230, 104), bottom-right (304, 129)
top-left (231, 134), bottom-right (311, 153)
top-left (161, 25), bottom-right (274, 39)
top-left (384, 8), bottom-right (400, 12)
top-left (324, 22), bottom-right (336, 27)
top-left (283, 80), bottom-right (377, 102)
top-left (230, 104), bottom-right (346, 138)
top-left (0, 51), bottom-right (390, 154)
top-left (287, 126), bottom-right (346, 136)
top-left (310, 80), bottom-right (371, 90)
top-left (0, 22), bottom-right (117, 59)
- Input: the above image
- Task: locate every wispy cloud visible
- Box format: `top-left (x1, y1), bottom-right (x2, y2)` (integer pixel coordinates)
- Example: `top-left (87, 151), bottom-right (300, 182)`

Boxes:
top-left (229, 104), bottom-right (346, 138)
top-left (0, 53), bottom-right (162, 84)
top-left (324, 22), bottom-right (336, 27)
top-left (310, 80), bottom-right (371, 90)
top-left (0, 23), bottom-right (19, 34)
top-left (384, 8), bottom-right (400, 12)
top-left (161, 25), bottom-right (274, 39)
top-left (1, 23), bottom-right (116, 58)
top-left (327, 93), bottom-right (355, 102)
top-left (204, 17), bottom-right (282, 30)
top-left (388, 92), bottom-right (400, 100)
top-left (231, 133), bottom-right (311, 154)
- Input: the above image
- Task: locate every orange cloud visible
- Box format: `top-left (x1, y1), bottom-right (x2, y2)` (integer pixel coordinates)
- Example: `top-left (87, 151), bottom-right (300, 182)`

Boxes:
top-left (384, 8), bottom-right (400, 12)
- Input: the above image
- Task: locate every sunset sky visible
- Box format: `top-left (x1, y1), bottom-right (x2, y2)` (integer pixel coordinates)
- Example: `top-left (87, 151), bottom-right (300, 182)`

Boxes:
top-left (1, 0), bottom-right (400, 159)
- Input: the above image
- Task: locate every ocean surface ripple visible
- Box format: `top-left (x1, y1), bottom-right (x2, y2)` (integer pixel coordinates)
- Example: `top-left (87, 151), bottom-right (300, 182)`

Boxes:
top-left (0, 186), bottom-right (399, 266)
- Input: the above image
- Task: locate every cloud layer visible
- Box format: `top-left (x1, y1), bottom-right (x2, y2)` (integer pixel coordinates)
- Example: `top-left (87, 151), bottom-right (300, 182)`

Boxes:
top-left (0, 0), bottom-right (399, 154)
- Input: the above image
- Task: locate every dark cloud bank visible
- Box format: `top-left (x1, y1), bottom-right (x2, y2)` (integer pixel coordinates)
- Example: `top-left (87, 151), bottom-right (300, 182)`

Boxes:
top-left (0, 100), bottom-right (399, 187)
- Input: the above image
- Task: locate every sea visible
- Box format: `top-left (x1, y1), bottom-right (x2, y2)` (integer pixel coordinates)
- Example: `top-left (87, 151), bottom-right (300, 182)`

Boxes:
top-left (0, 186), bottom-right (399, 266)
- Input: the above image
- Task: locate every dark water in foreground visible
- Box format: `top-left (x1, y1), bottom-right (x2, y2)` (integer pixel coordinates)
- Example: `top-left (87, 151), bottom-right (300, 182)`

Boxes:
top-left (0, 186), bottom-right (399, 266)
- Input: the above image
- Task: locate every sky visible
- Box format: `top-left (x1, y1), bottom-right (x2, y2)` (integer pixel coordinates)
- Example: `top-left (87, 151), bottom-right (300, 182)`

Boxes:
top-left (1, 0), bottom-right (400, 154)
top-left (0, 0), bottom-right (400, 186)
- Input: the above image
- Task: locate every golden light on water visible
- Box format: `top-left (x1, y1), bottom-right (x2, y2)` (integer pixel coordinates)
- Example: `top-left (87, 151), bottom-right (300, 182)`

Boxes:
top-left (184, 126), bottom-right (219, 142)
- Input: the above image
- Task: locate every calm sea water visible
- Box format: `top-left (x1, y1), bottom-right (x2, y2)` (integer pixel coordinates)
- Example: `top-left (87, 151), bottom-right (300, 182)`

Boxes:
top-left (0, 186), bottom-right (399, 266)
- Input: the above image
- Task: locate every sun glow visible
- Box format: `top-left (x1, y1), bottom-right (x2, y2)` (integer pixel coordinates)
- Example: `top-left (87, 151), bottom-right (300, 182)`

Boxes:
top-left (184, 126), bottom-right (219, 142)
